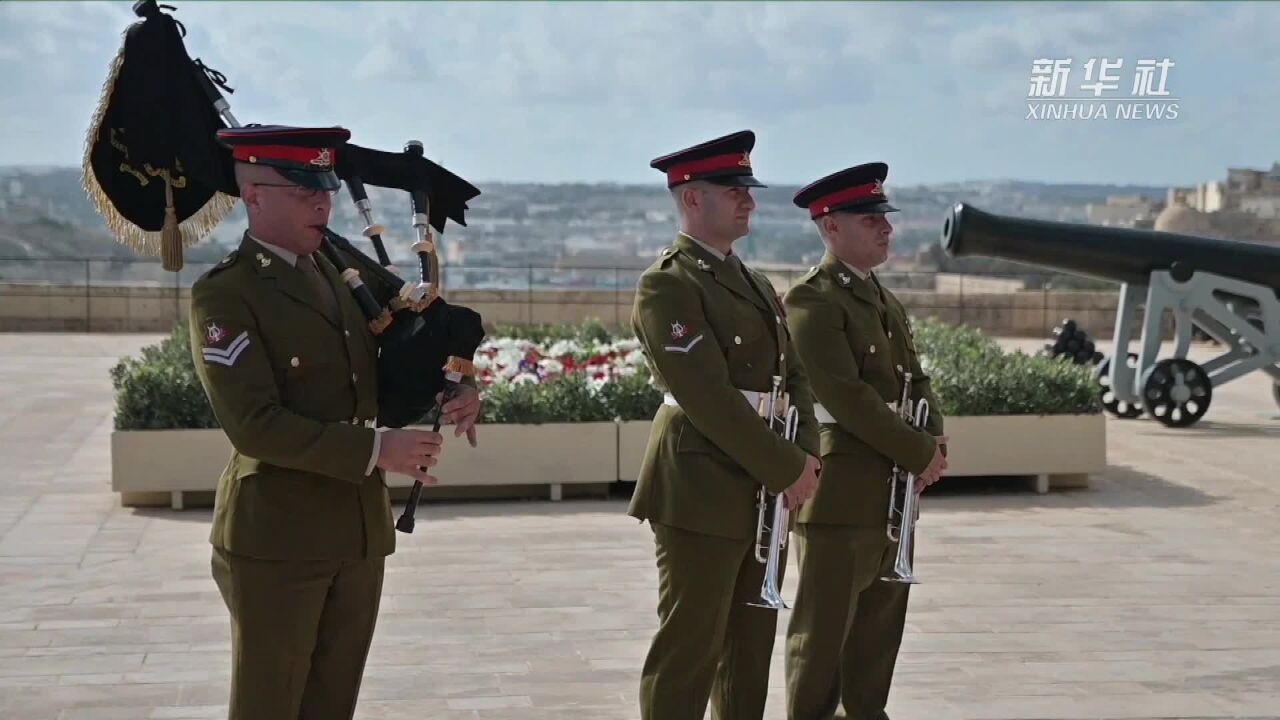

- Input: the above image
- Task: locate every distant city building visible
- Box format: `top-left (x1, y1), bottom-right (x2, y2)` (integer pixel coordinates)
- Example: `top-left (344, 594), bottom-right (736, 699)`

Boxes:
top-left (1157, 162), bottom-right (1280, 244)
top-left (1239, 195), bottom-right (1280, 219)
top-left (1084, 163), bottom-right (1280, 245)
top-left (1086, 194), bottom-right (1163, 228)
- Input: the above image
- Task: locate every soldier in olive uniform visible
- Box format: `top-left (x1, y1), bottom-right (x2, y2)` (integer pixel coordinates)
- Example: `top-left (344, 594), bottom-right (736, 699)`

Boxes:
top-left (781, 163), bottom-right (949, 720)
top-left (630, 130), bottom-right (823, 720)
top-left (190, 125), bottom-right (479, 720)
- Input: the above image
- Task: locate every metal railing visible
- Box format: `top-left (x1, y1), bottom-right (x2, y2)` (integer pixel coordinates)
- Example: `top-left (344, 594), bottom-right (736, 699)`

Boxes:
top-left (0, 256), bottom-right (1121, 334)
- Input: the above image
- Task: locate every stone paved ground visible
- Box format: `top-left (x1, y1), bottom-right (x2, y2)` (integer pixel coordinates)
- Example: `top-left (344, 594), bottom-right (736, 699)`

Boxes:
top-left (1, 333), bottom-right (1278, 720)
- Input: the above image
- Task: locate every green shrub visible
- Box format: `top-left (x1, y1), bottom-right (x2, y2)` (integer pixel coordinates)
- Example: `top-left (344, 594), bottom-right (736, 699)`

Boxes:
top-left (911, 316), bottom-right (1101, 416)
top-left (477, 372), bottom-right (614, 424)
top-left (911, 316), bottom-right (1002, 366)
top-left (927, 350), bottom-right (1102, 416)
top-left (111, 319), bottom-right (1099, 430)
top-left (596, 368), bottom-right (664, 421)
top-left (110, 322), bottom-right (219, 430)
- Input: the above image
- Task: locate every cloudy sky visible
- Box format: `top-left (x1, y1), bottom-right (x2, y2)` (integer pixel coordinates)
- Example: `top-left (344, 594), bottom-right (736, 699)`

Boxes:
top-left (0, 1), bottom-right (1275, 187)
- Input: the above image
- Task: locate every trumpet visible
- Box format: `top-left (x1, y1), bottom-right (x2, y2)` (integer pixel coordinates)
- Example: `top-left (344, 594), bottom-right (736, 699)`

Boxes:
top-left (749, 376), bottom-right (800, 610)
top-left (883, 372), bottom-right (928, 584)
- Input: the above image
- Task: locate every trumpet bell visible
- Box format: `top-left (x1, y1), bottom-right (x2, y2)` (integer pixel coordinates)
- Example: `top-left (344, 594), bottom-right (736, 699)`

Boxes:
top-left (881, 558), bottom-right (919, 585)
top-left (748, 586), bottom-right (789, 610)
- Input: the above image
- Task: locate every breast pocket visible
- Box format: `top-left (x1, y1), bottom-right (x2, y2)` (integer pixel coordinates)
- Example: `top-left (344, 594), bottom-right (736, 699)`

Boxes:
top-left (269, 318), bottom-right (348, 416)
top-left (281, 354), bottom-right (337, 413)
top-left (719, 308), bottom-right (775, 388)
top-left (848, 324), bottom-right (892, 381)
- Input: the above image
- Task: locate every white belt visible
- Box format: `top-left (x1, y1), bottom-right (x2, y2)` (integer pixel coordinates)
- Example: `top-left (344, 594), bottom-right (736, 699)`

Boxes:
top-left (813, 401), bottom-right (896, 424)
top-left (813, 403), bottom-right (836, 424)
top-left (663, 389), bottom-right (763, 411)
top-left (663, 396), bottom-right (890, 423)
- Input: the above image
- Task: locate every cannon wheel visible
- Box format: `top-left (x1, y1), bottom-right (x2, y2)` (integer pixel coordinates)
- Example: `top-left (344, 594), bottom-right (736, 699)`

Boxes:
top-left (1141, 358), bottom-right (1212, 427)
top-left (1094, 353), bottom-right (1144, 419)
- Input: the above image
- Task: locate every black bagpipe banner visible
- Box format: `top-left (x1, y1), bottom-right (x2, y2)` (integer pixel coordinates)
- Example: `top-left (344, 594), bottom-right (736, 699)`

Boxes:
top-left (82, 1), bottom-right (481, 274)
top-left (83, 0), bottom-right (487, 431)
top-left (82, 0), bottom-right (239, 270)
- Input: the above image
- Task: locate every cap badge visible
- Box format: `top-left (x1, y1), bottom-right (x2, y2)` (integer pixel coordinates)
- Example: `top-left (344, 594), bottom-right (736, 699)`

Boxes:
top-left (696, 258), bottom-right (711, 271)
top-left (310, 148), bottom-right (332, 168)
top-left (872, 179), bottom-right (884, 196)
top-left (738, 152), bottom-right (751, 167)
top-left (838, 272), bottom-right (851, 285)
top-left (256, 252), bottom-right (272, 268)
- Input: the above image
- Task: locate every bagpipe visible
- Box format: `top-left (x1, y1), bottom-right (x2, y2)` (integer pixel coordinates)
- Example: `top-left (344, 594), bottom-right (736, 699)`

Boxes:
top-left (82, 1), bottom-right (487, 525)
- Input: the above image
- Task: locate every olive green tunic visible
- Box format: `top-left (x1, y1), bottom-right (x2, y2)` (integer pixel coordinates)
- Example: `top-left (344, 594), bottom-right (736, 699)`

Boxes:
top-left (630, 233), bottom-right (820, 720)
top-left (782, 252), bottom-right (944, 720)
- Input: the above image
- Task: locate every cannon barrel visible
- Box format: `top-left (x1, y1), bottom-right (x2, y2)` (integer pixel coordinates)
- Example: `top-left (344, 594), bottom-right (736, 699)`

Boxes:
top-left (941, 203), bottom-right (1280, 291)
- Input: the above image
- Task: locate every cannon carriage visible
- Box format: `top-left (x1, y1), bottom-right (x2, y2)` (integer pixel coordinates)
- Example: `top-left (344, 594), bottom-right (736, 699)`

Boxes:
top-left (941, 203), bottom-right (1280, 427)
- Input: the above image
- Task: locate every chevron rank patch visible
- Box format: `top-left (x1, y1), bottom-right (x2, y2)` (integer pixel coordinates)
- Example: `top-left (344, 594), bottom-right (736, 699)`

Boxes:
top-left (663, 321), bottom-right (704, 354)
top-left (201, 320), bottom-right (250, 367)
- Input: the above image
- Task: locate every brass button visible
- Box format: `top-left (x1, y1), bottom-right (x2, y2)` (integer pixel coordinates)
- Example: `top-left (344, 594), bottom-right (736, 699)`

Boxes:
top-left (888, 330), bottom-right (893, 339)
top-left (734, 336), bottom-right (742, 345)
top-left (869, 345), bottom-right (877, 354)
top-left (290, 357), bottom-right (300, 367)
top-left (344, 330), bottom-right (350, 337)
top-left (780, 353), bottom-right (785, 363)
top-left (896, 364), bottom-right (904, 372)
top-left (351, 372), bottom-right (358, 382)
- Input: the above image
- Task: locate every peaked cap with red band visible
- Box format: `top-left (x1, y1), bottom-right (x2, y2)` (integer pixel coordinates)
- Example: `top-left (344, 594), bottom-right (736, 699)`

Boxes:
top-left (649, 130), bottom-right (765, 189)
top-left (215, 124), bottom-right (351, 191)
top-left (793, 162), bottom-right (899, 219)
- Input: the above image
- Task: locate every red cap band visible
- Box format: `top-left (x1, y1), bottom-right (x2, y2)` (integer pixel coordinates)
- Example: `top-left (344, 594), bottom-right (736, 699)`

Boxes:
top-left (666, 151), bottom-right (751, 186)
top-left (231, 144), bottom-right (336, 169)
top-left (808, 181), bottom-right (882, 218)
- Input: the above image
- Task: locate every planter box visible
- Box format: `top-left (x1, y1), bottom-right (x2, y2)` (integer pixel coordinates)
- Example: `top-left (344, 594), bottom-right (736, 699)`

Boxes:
top-left (611, 414), bottom-right (1106, 494)
top-left (112, 429), bottom-right (231, 508)
top-left (385, 421), bottom-right (618, 500)
top-left (940, 413), bottom-right (1105, 492)
top-left (112, 414), bottom-right (1105, 508)
top-left (112, 422), bottom-right (619, 509)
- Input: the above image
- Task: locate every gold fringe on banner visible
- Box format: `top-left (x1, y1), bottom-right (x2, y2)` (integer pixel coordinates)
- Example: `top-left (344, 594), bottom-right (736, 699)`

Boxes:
top-left (79, 29), bottom-right (237, 269)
